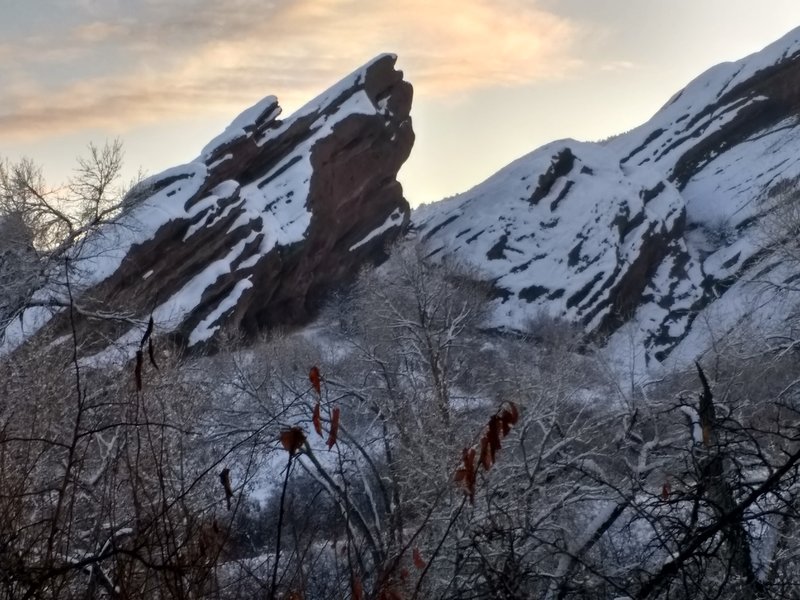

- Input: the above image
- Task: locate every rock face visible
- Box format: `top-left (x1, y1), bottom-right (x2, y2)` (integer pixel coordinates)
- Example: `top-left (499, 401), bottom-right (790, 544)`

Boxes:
top-left (2, 54), bottom-right (413, 359)
top-left (8, 29), bottom-right (800, 371)
top-left (414, 27), bottom-right (800, 367)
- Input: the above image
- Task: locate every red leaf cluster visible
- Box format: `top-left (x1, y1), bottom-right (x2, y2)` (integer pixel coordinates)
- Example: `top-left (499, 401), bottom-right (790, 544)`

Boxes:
top-left (312, 402), bottom-right (323, 437)
top-left (309, 366), bottom-right (322, 395)
top-left (661, 480), bottom-right (672, 501)
top-left (280, 426), bottom-right (307, 455)
top-left (502, 402), bottom-right (519, 430)
top-left (308, 364), bottom-right (341, 449)
top-left (456, 402), bottom-right (519, 502)
top-left (455, 447), bottom-right (477, 502)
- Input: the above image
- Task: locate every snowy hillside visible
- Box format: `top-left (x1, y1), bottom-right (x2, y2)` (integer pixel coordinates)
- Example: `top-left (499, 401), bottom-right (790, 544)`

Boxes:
top-left (414, 26), bottom-right (800, 368)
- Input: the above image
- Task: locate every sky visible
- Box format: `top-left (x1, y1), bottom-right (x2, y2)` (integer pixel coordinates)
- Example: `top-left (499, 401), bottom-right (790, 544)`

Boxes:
top-left (3, 1), bottom-right (800, 207)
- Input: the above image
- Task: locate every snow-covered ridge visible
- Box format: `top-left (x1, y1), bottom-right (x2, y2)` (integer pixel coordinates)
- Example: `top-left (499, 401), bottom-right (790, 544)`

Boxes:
top-left (414, 25), bottom-right (800, 370)
top-left (9, 26), bottom-right (800, 372)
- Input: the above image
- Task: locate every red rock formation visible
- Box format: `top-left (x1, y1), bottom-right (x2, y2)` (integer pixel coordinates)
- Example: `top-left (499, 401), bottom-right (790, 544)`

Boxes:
top-left (9, 54), bottom-right (413, 359)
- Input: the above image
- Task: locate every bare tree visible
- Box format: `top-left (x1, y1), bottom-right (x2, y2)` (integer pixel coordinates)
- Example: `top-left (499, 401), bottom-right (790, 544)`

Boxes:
top-left (0, 140), bottom-right (138, 337)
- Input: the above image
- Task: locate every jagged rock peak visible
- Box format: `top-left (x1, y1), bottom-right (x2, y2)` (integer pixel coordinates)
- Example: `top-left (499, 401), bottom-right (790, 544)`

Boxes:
top-left (3, 53), bottom-right (414, 362)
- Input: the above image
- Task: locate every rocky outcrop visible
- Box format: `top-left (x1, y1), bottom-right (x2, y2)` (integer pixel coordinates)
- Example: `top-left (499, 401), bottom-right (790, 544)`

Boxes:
top-left (9, 27), bottom-right (800, 370)
top-left (415, 27), bottom-right (800, 367)
top-left (2, 54), bottom-right (413, 360)
top-left (414, 140), bottom-right (690, 362)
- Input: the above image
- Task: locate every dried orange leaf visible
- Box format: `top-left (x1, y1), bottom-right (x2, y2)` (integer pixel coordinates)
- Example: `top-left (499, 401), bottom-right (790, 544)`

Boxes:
top-left (511, 402), bottom-right (520, 423)
top-left (327, 406), bottom-right (340, 449)
top-left (505, 401), bottom-right (519, 424)
top-left (312, 402), bottom-right (323, 437)
top-left (661, 481), bottom-right (671, 501)
top-left (463, 447), bottom-right (476, 472)
top-left (487, 415), bottom-right (502, 457)
top-left (280, 427), bottom-right (306, 455)
top-left (309, 366), bottom-right (322, 395)
top-left (479, 436), bottom-right (492, 471)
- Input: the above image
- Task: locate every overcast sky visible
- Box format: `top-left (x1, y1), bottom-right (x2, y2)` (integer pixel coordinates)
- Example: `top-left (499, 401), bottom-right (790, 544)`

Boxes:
top-left (3, 1), bottom-right (800, 205)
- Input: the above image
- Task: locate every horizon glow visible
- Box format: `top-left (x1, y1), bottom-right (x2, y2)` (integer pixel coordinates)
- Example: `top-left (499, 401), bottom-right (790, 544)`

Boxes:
top-left (2, 1), bottom-right (800, 205)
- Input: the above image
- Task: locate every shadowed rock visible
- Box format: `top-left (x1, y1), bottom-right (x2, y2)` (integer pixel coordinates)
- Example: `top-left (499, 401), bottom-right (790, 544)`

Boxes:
top-left (5, 54), bottom-right (413, 360)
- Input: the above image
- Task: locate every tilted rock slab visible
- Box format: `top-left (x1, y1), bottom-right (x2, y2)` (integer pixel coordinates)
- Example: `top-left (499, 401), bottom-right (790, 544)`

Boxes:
top-left (3, 54), bottom-right (413, 361)
top-left (415, 27), bottom-right (800, 367)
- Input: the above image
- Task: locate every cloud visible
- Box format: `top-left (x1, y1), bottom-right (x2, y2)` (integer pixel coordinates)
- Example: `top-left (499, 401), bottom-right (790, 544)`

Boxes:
top-left (600, 60), bottom-right (638, 72)
top-left (0, 0), bottom-right (581, 140)
top-left (0, 76), bottom-right (256, 139)
top-left (71, 20), bottom-right (128, 44)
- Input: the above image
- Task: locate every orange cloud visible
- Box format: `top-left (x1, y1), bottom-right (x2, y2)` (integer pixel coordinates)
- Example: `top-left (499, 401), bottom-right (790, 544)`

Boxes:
top-left (0, 0), bottom-right (581, 140)
top-left (71, 20), bottom-right (128, 43)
